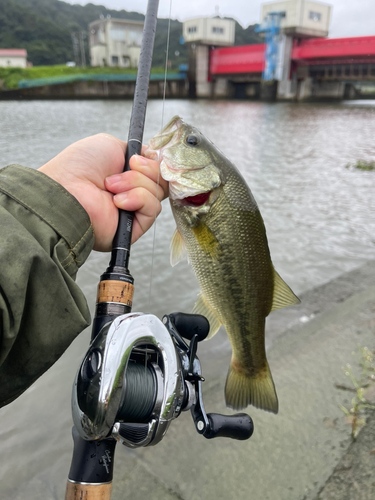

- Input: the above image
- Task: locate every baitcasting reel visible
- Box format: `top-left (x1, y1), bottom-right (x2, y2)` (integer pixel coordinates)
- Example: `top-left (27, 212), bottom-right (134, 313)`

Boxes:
top-left (72, 312), bottom-right (254, 448)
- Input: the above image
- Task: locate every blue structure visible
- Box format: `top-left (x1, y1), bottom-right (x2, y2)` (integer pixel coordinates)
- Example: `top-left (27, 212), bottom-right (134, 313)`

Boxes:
top-left (256, 12), bottom-right (285, 81)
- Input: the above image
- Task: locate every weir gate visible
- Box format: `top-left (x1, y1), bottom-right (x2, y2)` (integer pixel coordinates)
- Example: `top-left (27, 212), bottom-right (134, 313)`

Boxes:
top-left (184, 1), bottom-right (375, 101)
top-left (207, 36), bottom-right (375, 100)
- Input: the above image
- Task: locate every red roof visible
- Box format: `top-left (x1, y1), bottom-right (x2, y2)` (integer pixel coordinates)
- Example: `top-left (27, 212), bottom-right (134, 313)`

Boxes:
top-left (0, 49), bottom-right (27, 57)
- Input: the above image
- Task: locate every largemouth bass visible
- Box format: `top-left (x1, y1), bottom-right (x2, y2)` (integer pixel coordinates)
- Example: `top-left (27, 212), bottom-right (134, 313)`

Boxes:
top-left (146, 116), bottom-right (300, 413)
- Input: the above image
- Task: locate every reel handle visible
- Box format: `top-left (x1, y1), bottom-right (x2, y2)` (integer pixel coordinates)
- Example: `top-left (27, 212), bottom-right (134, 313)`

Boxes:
top-left (169, 312), bottom-right (210, 341)
top-left (205, 413), bottom-right (254, 440)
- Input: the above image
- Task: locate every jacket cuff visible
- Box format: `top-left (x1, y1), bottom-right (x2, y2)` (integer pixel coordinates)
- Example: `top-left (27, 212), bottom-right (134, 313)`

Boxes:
top-left (0, 164), bottom-right (94, 267)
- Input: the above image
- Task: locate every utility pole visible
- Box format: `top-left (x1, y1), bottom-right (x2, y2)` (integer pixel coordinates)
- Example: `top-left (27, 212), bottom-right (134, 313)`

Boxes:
top-left (71, 32), bottom-right (80, 66)
top-left (80, 31), bottom-right (86, 67)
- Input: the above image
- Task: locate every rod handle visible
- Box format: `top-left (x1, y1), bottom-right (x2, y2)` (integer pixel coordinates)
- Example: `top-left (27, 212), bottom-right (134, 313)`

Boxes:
top-left (65, 481), bottom-right (112, 500)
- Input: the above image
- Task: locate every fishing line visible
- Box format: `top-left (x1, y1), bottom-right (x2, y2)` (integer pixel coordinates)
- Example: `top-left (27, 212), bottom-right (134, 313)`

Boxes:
top-left (117, 362), bottom-right (156, 421)
top-left (146, 0), bottom-right (173, 310)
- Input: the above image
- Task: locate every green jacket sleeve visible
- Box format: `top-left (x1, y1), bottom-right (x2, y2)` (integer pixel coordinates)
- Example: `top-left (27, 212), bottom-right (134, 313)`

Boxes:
top-left (0, 164), bottom-right (94, 407)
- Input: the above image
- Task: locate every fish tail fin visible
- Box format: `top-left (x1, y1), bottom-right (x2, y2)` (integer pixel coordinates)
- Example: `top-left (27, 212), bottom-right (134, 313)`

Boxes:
top-left (225, 360), bottom-right (278, 414)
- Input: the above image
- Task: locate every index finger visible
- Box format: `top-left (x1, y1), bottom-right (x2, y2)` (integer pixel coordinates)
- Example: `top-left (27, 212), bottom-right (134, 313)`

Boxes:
top-left (129, 154), bottom-right (169, 198)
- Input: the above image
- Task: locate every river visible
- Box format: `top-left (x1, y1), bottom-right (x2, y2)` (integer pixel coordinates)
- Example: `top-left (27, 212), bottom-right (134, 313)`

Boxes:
top-left (0, 98), bottom-right (374, 499)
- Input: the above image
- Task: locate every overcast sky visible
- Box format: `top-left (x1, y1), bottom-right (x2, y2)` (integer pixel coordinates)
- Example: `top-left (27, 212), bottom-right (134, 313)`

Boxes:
top-left (67, 0), bottom-right (375, 38)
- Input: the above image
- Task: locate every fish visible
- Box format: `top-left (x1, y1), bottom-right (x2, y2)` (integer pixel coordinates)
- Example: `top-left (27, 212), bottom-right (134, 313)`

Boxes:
top-left (145, 116), bottom-right (300, 413)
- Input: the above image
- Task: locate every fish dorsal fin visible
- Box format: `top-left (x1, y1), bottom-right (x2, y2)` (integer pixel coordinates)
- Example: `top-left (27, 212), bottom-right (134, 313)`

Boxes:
top-left (271, 268), bottom-right (301, 312)
top-left (192, 292), bottom-right (222, 340)
top-left (170, 229), bottom-right (188, 267)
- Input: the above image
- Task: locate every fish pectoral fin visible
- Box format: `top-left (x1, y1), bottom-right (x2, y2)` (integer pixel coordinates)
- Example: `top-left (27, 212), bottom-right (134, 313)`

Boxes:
top-left (192, 292), bottom-right (222, 339)
top-left (170, 229), bottom-right (188, 267)
top-left (271, 268), bottom-right (301, 312)
top-left (191, 222), bottom-right (220, 260)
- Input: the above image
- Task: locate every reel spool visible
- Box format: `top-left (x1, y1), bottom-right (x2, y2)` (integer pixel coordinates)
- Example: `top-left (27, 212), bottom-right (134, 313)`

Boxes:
top-left (72, 312), bottom-right (254, 448)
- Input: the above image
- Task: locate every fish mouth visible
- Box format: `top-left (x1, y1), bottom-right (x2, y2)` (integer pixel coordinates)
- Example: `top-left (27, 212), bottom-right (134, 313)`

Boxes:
top-left (145, 115), bottom-right (183, 158)
top-left (181, 191), bottom-right (212, 206)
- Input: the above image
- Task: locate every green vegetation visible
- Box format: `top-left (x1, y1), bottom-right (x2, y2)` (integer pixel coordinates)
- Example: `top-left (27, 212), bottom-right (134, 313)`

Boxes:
top-left (348, 160), bottom-right (375, 171)
top-left (0, 65), bottom-right (148, 90)
top-left (0, 0), bottom-right (262, 71)
top-left (338, 346), bottom-right (375, 439)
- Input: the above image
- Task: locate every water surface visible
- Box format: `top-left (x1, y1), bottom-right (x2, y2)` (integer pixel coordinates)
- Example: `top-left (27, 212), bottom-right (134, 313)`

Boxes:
top-left (0, 98), bottom-right (374, 498)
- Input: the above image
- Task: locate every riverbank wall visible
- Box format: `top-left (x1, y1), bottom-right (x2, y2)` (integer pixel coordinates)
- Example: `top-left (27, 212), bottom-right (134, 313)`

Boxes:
top-left (1, 75), bottom-right (372, 101)
top-left (0, 75), bottom-right (189, 100)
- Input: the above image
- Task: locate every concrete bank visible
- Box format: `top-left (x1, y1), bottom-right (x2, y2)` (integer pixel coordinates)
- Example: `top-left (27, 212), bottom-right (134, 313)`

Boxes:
top-left (315, 412), bottom-right (375, 500)
top-left (1, 261), bottom-right (374, 499)
top-left (110, 260), bottom-right (375, 500)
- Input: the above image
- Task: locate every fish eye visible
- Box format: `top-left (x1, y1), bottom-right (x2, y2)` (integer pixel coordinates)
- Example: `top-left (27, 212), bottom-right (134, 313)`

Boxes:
top-left (186, 134), bottom-right (199, 146)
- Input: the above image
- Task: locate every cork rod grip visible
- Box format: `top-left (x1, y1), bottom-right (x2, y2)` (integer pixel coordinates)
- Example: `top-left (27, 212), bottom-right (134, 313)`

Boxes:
top-left (97, 280), bottom-right (134, 307)
top-left (65, 481), bottom-right (112, 500)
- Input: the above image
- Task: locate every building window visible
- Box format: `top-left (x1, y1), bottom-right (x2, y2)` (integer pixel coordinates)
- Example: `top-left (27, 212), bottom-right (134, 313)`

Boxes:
top-left (110, 28), bottom-right (126, 41)
top-left (188, 26), bottom-right (197, 33)
top-left (309, 11), bottom-right (322, 22)
top-left (129, 30), bottom-right (142, 45)
top-left (212, 27), bottom-right (224, 34)
top-left (112, 55), bottom-right (119, 65)
top-left (122, 55), bottom-right (130, 67)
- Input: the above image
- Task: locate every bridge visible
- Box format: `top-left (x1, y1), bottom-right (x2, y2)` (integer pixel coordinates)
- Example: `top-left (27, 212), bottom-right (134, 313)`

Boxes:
top-left (209, 36), bottom-right (375, 100)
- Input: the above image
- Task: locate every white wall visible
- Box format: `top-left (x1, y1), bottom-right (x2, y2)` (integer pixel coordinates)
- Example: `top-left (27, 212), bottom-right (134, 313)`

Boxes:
top-left (0, 56), bottom-right (27, 68)
top-left (183, 17), bottom-right (235, 46)
top-left (89, 19), bottom-right (143, 67)
top-left (90, 45), bottom-right (106, 67)
top-left (301, 1), bottom-right (331, 33)
top-left (261, 0), bottom-right (331, 37)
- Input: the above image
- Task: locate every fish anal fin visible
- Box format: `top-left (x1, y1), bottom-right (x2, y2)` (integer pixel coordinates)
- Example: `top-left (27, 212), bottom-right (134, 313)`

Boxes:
top-left (192, 292), bottom-right (222, 340)
top-left (225, 360), bottom-right (278, 413)
top-left (170, 229), bottom-right (188, 267)
top-left (271, 268), bottom-right (300, 312)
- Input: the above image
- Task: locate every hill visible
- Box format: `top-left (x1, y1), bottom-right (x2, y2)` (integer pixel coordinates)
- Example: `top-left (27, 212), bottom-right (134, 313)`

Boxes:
top-left (0, 0), bottom-right (262, 67)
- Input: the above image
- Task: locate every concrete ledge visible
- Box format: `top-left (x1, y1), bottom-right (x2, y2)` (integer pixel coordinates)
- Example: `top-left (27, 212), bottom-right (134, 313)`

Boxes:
top-left (110, 260), bottom-right (375, 500)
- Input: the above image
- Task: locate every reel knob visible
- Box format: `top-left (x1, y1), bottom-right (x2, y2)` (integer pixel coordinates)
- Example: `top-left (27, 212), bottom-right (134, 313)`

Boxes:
top-left (205, 413), bottom-right (254, 440)
top-left (168, 312), bottom-right (210, 341)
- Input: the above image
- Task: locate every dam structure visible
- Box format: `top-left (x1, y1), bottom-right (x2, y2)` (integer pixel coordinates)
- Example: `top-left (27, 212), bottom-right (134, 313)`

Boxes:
top-left (184, 0), bottom-right (375, 101)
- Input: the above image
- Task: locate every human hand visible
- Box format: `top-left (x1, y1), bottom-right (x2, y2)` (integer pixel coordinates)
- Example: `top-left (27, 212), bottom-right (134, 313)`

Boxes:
top-left (38, 133), bottom-right (167, 252)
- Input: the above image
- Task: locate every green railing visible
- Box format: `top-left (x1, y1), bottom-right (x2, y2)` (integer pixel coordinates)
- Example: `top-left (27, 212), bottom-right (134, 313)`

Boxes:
top-left (18, 72), bottom-right (184, 89)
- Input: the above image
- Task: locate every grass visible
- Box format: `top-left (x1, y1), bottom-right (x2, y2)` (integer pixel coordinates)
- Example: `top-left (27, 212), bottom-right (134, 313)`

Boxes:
top-left (346, 160), bottom-right (375, 171)
top-left (0, 65), bottom-right (166, 90)
top-left (338, 346), bottom-right (375, 439)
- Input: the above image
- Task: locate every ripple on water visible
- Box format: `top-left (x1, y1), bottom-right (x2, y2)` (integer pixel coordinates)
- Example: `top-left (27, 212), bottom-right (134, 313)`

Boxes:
top-left (0, 99), bottom-right (375, 497)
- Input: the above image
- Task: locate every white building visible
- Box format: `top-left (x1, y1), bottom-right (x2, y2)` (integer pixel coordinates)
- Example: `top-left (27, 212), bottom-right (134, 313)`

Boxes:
top-left (182, 17), bottom-right (235, 98)
top-left (261, 0), bottom-right (331, 38)
top-left (89, 18), bottom-right (144, 68)
top-left (183, 17), bottom-right (235, 46)
top-left (0, 49), bottom-right (27, 68)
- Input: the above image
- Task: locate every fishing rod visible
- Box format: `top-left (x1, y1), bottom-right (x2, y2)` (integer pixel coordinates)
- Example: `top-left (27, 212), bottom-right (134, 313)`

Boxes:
top-left (65, 1), bottom-right (159, 497)
top-left (65, 1), bottom-right (254, 498)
